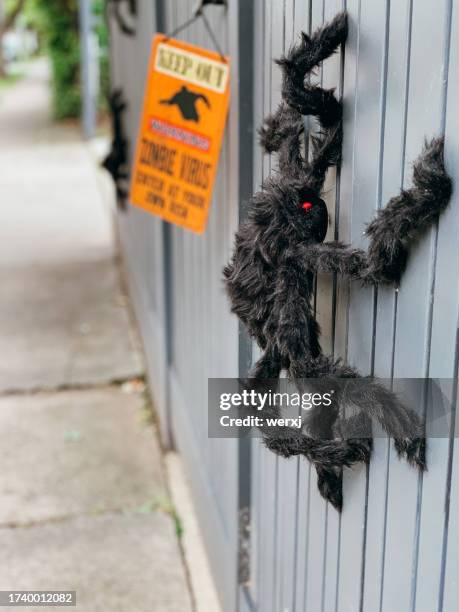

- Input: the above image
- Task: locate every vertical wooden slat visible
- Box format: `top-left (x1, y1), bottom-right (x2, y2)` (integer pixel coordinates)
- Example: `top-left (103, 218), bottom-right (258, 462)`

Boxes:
top-left (272, 3), bottom-right (306, 611)
top-left (256, 3), bottom-right (280, 611)
top-left (301, 5), bottom-right (330, 611)
top-left (321, 0), bottom-right (346, 609)
top-left (362, 0), bottom-right (412, 608)
top-left (294, 463), bottom-right (312, 610)
top-left (439, 8), bottom-right (459, 612)
top-left (443, 414), bottom-right (459, 611)
top-left (380, 0), bottom-right (450, 610)
top-left (268, 2), bottom-right (284, 610)
top-left (336, 1), bottom-right (368, 608)
top-left (413, 0), bottom-right (456, 610)
top-left (250, 0), bottom-right (266, 608)
top-left (292, 4), bottom-right (312, 609)
top-left (161, 1), bottom-right (240, 609)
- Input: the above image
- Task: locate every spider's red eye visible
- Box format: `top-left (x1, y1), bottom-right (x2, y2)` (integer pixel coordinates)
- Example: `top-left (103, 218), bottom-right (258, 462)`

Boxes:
top-left (302, 201), bottom-right (313, 211)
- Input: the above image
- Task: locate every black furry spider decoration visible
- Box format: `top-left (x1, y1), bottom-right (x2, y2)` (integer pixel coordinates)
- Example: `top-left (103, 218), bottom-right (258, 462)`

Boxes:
top-left (106, 0), bottom-right (137, 36)
top-left (224, 11), bottom-right (452, 510)
top-left (102, 89), bottom-right (130, 211)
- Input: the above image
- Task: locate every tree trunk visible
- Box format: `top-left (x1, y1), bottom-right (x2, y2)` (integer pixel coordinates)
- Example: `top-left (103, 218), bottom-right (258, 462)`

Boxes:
top-left (0, 42), bottom-right (6, 79)
top-left (0, 0), bottom-right (27, 78)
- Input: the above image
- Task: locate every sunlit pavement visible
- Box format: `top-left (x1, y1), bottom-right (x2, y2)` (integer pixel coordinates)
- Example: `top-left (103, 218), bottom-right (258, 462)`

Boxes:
top-left (0, 60), bottom-right (192, 612)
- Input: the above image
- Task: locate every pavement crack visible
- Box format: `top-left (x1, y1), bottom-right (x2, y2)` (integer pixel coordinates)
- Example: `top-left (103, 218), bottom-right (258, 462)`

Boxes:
top-left (0, 507), bottom-right (151, 530)
top-left (0, 375), bottom-right (146, 399)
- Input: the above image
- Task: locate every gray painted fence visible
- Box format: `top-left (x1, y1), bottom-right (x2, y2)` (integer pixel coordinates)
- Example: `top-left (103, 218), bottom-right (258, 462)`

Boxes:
top-left (108, 1), bottom-right (459, 611)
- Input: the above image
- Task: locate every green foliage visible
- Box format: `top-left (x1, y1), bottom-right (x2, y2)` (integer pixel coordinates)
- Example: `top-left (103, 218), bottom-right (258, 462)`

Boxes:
top-left (10, 0), bottom-right (110, 120)
top-left (50, 28), bottom-right (81, 119)
top-left (92, 0), bottom-right (110, 106)
top-left (19, 0), bottom-right (48, 44)
top-left (4, 0), bottom-right (27, 26)
top-left (134, 495), bottom-right (184, 539)
top-left (0, 71), bottom-right (23, 90)
top-left (27, 0), bottom-right (81, 119)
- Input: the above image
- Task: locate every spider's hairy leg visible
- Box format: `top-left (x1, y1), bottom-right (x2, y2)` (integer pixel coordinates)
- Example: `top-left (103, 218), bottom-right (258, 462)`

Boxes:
top-left (264, 262), bottom-right (321, 362)
top-left (315, 412), bottom-right (373, 511)
top-left (291, 353), bottom-right (424, 499)
top-left (258, 106), bottom-right (307, 179)
top-left (299, 137), bottom-right (452, 283)
top-left (277, 123), bottom-right (309, 178)
top-left (109, 89), bottom-right (127, 112)
top-left (279, 11), bottom-right (348, 83)
top-left (285, 359), bottom-right (373, 510)
top-left (364, 136), bottom-right (452, 284)
top-left (259, 104), bottom-right (302, 152)
top-left (246, 345), bottom-right (370, 511)
top-left (309, 413), bottom-right (372, 511)
top-left (274, 13), bottom-right (348, 187)
top-left (297, 241), bottom-right (366, 278)
top-left (336, 377), bottom-right (426, 470)
top-left (223, 228), bottom-right (275, 349)
top-left (260, 11), bottom-right (348, 187)
top-left (316, 465), bottom-right (343, 510)
top-left (239, 348), bottom-right (303, 444)
top-left (265, 433), bottom-right (372, 510)
top-left (299, 11), bottom-right (348, 69)
top-left (394, 436), bottom-right (426, 470)
top-left (254, 346), bottom-right (373, 510)
top-left (109, 0), bottom-right (136, 36)
top-left (306, 123), bottom-right (344, 192)
top-left (281, 81), bottom-right (343, 130)
top-left (278, 11), bottom-right (347, 127)
top-left (248, 345), bottom-right (282, 380)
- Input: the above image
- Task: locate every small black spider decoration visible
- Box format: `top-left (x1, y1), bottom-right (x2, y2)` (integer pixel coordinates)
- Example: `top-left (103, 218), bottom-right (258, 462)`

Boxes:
top-left (224, 11), bottom-right (452, 510)
top-left (106, 0), bottom-right (137, 37)
top-left (102, 89), bottom-right (129, 211)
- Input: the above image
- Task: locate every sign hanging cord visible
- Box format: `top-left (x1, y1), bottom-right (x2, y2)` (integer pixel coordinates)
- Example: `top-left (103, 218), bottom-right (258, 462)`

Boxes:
top-left (164, 14), bottom-right (200, 40)
top-left (200, 11), bottom-right (226, 61)
top-left (163, 7), bottom-right (227, 62)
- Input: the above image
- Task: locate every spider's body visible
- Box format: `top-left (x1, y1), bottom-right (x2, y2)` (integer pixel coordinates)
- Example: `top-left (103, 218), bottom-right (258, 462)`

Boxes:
top-left (224, 11), bottom-right (452, 510)
top-left (226, 182), bottom-right (327, 361)
top-left (225, 14), bottom-right (348, 381)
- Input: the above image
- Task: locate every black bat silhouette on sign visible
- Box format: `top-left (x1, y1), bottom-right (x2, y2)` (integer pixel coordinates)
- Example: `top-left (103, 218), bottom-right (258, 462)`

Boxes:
top-left (160, 86), bottom-right (211, 122)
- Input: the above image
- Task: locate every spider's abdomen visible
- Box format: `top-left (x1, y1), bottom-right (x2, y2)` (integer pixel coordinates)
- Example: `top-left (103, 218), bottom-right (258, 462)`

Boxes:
top-left (224, 227), bottom-right (279, 347)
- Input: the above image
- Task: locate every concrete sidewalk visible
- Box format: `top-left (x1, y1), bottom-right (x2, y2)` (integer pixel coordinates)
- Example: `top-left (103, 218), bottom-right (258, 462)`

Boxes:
top-left (0, 61), bottom-right (193, 612)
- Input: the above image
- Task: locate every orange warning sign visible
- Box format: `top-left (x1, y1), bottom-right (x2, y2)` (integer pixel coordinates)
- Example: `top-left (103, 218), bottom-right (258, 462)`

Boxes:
top-left (130, 35), bottom-right (230, 233)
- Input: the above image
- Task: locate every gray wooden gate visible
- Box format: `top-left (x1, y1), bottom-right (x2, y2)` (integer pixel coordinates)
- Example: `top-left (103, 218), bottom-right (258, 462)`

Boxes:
top-left (108, 3), bottom-right (246, 610)
top-left (108, 1), bottom-right (459, 611)
top-left (109, 0), bottom-right (174, 449)
top-left (159, 3), bottom-right (243, 611)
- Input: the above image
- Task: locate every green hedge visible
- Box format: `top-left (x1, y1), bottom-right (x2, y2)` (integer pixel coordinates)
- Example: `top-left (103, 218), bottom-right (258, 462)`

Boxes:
top-left (49, 29), bottom-right (81, 119)
top-left (24, 0), bottom-right (109, 120)
top-left (29, 0), bottom-right (81, 119)
top-left (93, 0), bottom-right (110, 108)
